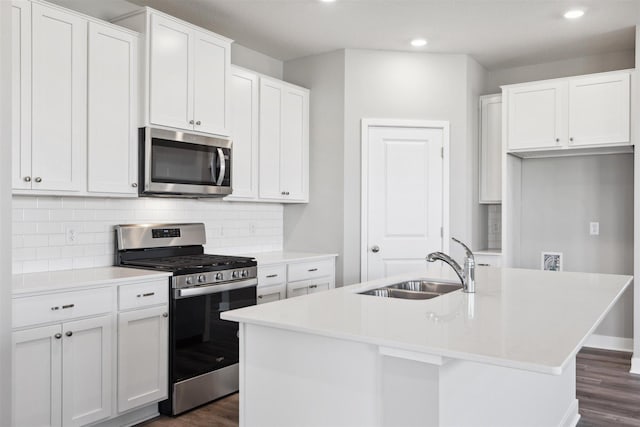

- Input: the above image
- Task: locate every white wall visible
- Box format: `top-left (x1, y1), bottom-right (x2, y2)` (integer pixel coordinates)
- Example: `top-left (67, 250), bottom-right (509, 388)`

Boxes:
top-left (231, 43), bottom-right (283, 79)
top-left (12, 197), bottom-right (283, 273)
top-left (283, 50), bottom-right (346, 284)
top-left (519, 155), bottom-right (634, 338)
top-left (342, 49), bottom-right (473, 284)
top-left (0, 0), bottom-right (12, 420)
top-left (485, 50), bottom-right (634, 94)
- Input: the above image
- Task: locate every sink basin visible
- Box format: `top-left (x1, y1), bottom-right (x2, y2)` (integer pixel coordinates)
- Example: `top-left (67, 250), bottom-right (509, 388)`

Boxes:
top-left (359, 280), bottom-right (462, 300)
top-left (388, 280), bottom-right (461, 294)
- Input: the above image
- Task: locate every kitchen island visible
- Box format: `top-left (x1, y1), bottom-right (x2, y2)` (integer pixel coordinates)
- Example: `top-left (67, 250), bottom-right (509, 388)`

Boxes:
top-left (222, 265), bottom-right (632, 427)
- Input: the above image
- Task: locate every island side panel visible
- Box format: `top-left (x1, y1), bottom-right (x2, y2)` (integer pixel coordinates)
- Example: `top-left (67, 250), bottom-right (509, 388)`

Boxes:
top-left (240, 323), bottom-right (381, 427)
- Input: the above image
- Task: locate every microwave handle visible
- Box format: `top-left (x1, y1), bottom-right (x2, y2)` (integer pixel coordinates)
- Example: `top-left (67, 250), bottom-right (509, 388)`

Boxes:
top-left (216, 147), bottom-right (226, 186)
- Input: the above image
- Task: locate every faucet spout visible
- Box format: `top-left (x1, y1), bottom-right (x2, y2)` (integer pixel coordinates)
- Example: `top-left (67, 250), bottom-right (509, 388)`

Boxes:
top-left (426, 238), bottom-right (476, 293)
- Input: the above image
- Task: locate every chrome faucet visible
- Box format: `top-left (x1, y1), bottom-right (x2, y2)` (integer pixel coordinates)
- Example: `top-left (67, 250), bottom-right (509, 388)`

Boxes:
top-left (426, 237), bottom-right (475, 293)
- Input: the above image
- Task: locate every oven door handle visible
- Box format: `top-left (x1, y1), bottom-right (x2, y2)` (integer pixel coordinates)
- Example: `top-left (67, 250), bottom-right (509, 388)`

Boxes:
top-left (175, 278), bottom-right (257, 299)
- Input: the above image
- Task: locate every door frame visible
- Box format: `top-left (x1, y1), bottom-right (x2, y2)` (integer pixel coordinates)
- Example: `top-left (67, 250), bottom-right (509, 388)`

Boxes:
top-left (360, 119), bottom-right (450, 282)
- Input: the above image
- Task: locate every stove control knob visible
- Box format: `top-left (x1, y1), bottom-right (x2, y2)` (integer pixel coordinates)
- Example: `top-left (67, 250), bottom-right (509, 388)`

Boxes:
top-left (215, 272), bottom-right (223, 281)
top-left (186, 276), bottom-right (194, 285)
top-left (232, 271), bottom-right (239, 279)
top-left (198, 275), bottom-right (206, 283)
top-left (241, 270), bottom-right (248, 278)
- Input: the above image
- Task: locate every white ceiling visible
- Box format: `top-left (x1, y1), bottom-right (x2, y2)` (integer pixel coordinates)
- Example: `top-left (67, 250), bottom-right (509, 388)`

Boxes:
top-left (51, 0), bottom-right (640, 70)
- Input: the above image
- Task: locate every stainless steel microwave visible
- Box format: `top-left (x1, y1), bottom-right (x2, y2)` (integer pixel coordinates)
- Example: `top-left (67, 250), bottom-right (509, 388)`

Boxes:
top-left (139, 127), bottom-right (232, 197)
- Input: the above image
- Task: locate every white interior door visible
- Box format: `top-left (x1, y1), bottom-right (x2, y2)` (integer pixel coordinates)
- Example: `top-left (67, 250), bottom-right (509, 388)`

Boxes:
top-left (365, 125), bottom-right (445, 281)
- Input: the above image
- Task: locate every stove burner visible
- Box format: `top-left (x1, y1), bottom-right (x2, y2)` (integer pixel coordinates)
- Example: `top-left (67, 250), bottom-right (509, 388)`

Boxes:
top-left (122, 254), bottom-right (256, 274)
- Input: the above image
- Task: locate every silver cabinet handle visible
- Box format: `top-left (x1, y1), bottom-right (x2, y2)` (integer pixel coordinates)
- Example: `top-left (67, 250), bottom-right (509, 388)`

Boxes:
top-left (258, 295), bottom-right (263, 299)
top-left (309, 285), bottom-right (318, 289)
top-left (266, 274), bottom-right (278, 278)
top-left (34, 177), bottom-right (42, 183)
top-left (65, 331), bottom-right (73, 337)
top-left (189, 120), bottom-right (194, 125)
top-left (308, 268), bottom-right (318, 272)
top-left (131, 183), bottom-right (138, 188)
top-left (24, 176), bottom-right (31, 182)
top-left (196, 120), bottom-right (201, 125)
top-left (162, 312), bottom-right (168, 318)
top-left (54, 333), bottom-right (62, 339)
top-left (216, 147), bottom-right (226, 186)
top-left (62, 304), bottom-right (74, 309)
top-left (137, 292), bottom-right (155, 298)
top-left (371, 245), bottom-right (380, 253)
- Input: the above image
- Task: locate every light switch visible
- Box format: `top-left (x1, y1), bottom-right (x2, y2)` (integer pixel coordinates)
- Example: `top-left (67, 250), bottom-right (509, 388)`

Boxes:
top-left (589, 222), bottom-right (599, 236)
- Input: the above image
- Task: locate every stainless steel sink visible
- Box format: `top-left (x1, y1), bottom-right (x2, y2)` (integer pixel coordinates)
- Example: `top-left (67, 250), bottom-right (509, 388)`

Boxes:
top-left (359, 280), bottom-right (462, 300)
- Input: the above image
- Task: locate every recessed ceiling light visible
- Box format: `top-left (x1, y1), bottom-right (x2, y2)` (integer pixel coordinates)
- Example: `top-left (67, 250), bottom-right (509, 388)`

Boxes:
top-left (564, 9), bottom-right (585, 19)
top-left (410, 38), bottom-right (428, 47)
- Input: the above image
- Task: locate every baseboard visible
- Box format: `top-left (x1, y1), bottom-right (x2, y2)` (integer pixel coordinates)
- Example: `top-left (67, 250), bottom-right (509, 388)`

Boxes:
top-left (583, 334), bottom-right (633, 352)
top-left (94, 404), bottom-right (159, 427)
top-left (559, 399), bottom-right (580, 427)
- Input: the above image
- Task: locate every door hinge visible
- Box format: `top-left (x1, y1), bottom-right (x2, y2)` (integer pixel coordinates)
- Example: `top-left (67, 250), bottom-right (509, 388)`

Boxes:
top-left (441, 147), bottom-right (444, 158)
top-left (440, 227), bottom-right (443, 238)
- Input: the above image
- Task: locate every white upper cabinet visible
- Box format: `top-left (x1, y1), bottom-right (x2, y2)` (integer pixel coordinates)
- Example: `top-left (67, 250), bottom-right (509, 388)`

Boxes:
top-left (116, 8), bottom-right (231, 137)
top-left (226, 66), bottom-right (259, 200)
top-left (479, 94), bottom-right (502, 203)
top-left (505, 70), bottom-right (631, 153)
top-left (87, 22), bottom-right (138, 195)
top-left (259, 76), bottom-right (309, 202)
top-left (30, 1), bottom-right (87, 192)
top-left (568, 73), bottom-right (630, 147)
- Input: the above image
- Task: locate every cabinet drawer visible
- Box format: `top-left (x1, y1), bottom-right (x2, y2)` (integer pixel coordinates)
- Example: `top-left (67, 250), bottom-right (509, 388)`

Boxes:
top-left (287, 258), bottom-right (334, 282)
top-left (13, 287), bottom-right (114, 329)
top-left (258, 264), bottom-right (287, 286)
top-left (475, 254), bottom-right (502, 268)
top-left (119, 279), bottom-right (168, 311)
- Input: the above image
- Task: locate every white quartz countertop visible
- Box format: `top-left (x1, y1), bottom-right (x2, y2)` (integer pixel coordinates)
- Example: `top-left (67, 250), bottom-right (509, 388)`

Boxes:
top-left (239, 251), bottom-right (338, 265)
top-left (13, 267), bottom-right (171, 296)
top-left (223, 265), bottom-right (632, 375)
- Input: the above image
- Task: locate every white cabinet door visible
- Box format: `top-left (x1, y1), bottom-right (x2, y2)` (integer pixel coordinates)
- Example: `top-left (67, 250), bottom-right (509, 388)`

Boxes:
top-left (568, 73), bottom-right (630, 147)
top-left (257, 283), bottom-right (286, 304)
top-left (61, 315), bottom-right (112, 427)
top-left (193, 30), bottom-right (230, 136)
top-left (31, 2), bottom-right (86, 191)
top-left (13, 325), bottom-right (63, 427)
top-left (287, 281), bottom-right (309, 298)
top-left (308, 280), bottom-right (331, 294)
top-left (87, 22), bottom-right (138, 194)
top-left (11, 1), bottom-right (31, 190)
top-left (280, 86), bottom-right (309, 201)
top-left (149, 13), bottom-right (193, 131)
top-left (226, 67), bottom-right (259, 200)
top-left (506, 81), bottom-right (566, 151)
top-left (479, 94), bottom-right (502, 203)
top-left (259, 77), bottom-right (283, 199)
top-left (117, 306), bottom-right (168, 413)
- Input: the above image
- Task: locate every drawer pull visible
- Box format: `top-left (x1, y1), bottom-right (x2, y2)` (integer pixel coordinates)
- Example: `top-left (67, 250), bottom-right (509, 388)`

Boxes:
top-left (137, 292), bottom-right (155, 298)
top-left (51, 306), bottom-right (60, 311)
top-left (266, 274), bottom-right (278, 278)
top-left (258, 295), bottom-right (263, 299)
top-left (478, 263), bottom-right (490, 267)
top-left (309, 285), bottom-right (318, 289)
top-left (65, 331), bottom-right (73, 337)
top-left (62, 304), bottom-right (74, 309)
top-left (54, 333), bottom-right (62, 339)
top-left (308, 268), bottom-right (318, 272)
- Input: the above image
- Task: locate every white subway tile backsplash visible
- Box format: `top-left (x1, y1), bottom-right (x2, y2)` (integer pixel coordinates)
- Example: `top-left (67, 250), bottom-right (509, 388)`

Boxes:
top-left (12, 195), bottom-right (284, 273)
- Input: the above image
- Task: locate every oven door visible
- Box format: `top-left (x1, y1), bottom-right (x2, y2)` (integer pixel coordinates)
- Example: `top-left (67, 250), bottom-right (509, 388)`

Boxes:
top-left (141, 127), bottom-right (232, 196)
top-left (171, 279), bottom-right (256, 383)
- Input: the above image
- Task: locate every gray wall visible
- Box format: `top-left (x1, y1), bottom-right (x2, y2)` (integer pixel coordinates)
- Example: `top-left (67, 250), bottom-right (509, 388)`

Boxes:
top-left (519, 154), bottom-right (634, 338)
top-left (231, 43), bottom-right (283, 79)
top-left (1, 0), bottom-right (12, 419)
top-left (485, 50), bottom-right (635, 94)
top-left (283, 50), bottom-right (346, 284)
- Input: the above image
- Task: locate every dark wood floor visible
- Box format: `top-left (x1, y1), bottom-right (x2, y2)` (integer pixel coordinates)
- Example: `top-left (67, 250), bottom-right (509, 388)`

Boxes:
top-left (140, 348), bottom-right (640, 427)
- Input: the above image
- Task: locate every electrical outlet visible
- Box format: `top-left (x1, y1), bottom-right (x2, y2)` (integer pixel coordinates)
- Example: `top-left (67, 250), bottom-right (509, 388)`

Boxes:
top-left (589, 222), bottom-right (599, 236)
top-left (65, 226), bottom-right (77, 244)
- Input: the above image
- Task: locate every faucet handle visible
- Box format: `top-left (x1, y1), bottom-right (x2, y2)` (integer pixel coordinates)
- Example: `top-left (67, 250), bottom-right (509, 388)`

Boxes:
top-left (451, 237), bottom-right (474, 261)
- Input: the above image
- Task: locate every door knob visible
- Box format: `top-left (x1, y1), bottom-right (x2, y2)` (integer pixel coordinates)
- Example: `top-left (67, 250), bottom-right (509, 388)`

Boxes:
top-left (371, 245), bottom-right (380, 253)
top-left (34, 177), bottom-right (42, 183)
top-left (24, 176), bottom-right (31, 182)
top-left (65, 331), bottom-right (73, 337)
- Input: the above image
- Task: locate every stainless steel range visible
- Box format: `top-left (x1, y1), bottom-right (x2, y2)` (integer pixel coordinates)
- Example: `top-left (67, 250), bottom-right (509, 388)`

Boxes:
top-left (114, 223), bottom-right (257, 415)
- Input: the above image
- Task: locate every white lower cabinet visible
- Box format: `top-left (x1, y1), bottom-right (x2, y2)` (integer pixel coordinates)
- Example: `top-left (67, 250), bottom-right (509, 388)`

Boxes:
top-left (13, 315), bottom-right (113, 427)
top-left (257, 283), bottom-right (286, 304)
top-left (256, 256), bottom-right (336, 302)
top-left (117, 306), bottom-right (168, 412)
top-left (287, 278), bottom-right (331, 298)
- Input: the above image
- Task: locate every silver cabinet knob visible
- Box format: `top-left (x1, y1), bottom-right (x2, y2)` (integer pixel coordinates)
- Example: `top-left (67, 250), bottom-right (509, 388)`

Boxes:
top-left (24, 176), bottom-right (31, 182)
top-left (65, 331), bottom-right (73, 337)
top-left (195, 120), bottom-right (201, 125)
top-left (189, 120), bottom-right (194, 125)
top-left (131, 183), bottom-right (138, 188)
top-left (569, 137), bottom-right (574, 142)
top-left (54, 333), bottom-right (62, 339)
top-left (555, 138), bottom-right (560, 143)
top-left (34, 177), bottom-right (42, 183)
top-left (371, 245), bottom-right (380, 253)
top-left (162, 312), bottom-right (169, 318)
